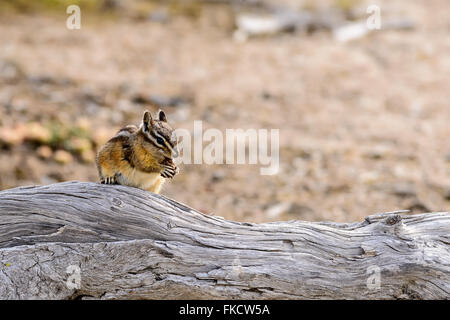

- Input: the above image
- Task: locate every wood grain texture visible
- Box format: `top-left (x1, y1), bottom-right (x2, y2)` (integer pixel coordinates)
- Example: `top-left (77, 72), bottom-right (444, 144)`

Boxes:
top-left (0, 181), bottom-right (449, 299)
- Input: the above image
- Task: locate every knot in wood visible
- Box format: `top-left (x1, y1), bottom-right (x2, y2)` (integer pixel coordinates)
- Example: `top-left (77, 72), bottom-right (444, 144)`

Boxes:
top-left (385, 214), bottom-right (402, 226)
top-left (112, 197), bottom-right (123, 207)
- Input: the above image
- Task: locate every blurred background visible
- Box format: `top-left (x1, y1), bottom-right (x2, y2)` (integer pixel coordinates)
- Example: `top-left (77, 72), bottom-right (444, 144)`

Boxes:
top-left (0, 0), bottom-right (449, 223)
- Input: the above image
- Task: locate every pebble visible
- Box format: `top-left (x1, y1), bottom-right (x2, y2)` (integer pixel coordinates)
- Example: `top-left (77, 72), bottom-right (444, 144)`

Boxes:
top-left (392, 183), bottom-right (416, 198)
top-left (36, 145), bottom-right (53, 159)
top-left (81, 149), bottom-right (96, 164)
top-left (53, 150), bottom-right (73, 164)
top-left (68, 137), bottom-right (92, 154)
top-left (0, 126), bottom-right (25, 146)
top-left (265, 202), bottom-right (292, 218)
top-left (24, 122), bottom-right (51, 144)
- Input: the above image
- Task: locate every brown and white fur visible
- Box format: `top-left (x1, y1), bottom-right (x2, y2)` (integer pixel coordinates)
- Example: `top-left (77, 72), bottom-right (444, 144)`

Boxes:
top-left (96, 110), bottom-right (178, 194)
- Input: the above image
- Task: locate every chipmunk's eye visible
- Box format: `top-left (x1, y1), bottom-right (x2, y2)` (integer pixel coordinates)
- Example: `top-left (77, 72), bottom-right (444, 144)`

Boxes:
top-left (156, 137), bottom-right (165, 146)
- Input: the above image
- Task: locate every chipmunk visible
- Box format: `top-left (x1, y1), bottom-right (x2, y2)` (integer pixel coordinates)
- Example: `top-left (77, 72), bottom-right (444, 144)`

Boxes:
top-left (96, 109), bottom-right (179, 194)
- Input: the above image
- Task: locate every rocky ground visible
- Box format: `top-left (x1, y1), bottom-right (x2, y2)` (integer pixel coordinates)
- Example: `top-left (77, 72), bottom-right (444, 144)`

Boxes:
top-left (0, 0), bottom-right (449, 223)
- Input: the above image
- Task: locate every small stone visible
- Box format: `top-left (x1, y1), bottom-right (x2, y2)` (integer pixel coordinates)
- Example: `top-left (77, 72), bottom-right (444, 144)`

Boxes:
top-left (442, 186), bottom-right (450, 200)
top-left (364, 145), bottom-right (393, 159)
top-left (392, 183), bottom-right (416, 198)
top-left (68, 137), bottom-right (92, 154)
top-left (359, 171), bottom-right (380, 185)
top-left (0, 125), bottom-right (25, 146)
top-left (333, 22), bottom-right (369, 42)
top-left (0, 59), bottom-right (24, 82)
top-left (287, 203), bottom-right (315, 218)
top-left (265, 202), bottom-right (291, 218)
top-left (81, 149), bottom-right (96, 164)
top-left (36, 145), bottom-right (53, 159)
top-left (75, 118), bottom-right (91, 132)
top-left (40, 175), bottom-right (58, 185)
top-left (24, 122), bottom-right (52, 144)
top-left (53, 150), bottom-right (73, 164)
top-left (117, 99), bottom-right (135, 113)
top-left (169, 107), bottom-right (190, 122)
top-left (110, 111), bottom-right (124, 125)
top-left (211, 170), bottom-right (225, 183)
top-left (406, 200), bottom-right (430, 213)
top-left (148, 9), bottom-right (169, 23)
top-left (132, 93), bottom-right (192, 108)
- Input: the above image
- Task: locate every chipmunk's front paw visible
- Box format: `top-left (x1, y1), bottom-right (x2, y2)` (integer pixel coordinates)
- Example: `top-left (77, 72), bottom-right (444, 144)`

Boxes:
top-left (161, 163), bottom-right (179, 179)
top-left (100, 176), bottom-right (117, 184)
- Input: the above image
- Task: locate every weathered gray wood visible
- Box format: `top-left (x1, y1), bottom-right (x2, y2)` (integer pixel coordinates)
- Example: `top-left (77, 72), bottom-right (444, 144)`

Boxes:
top-left (0, 181), bottom-right (448, 299)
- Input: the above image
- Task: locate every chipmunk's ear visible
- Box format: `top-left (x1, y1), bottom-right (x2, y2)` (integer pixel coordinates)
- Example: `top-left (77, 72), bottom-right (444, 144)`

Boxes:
top-left (142, 110), bottom-right (153, 132)
top-left (158, 109), bottom-right (167, 122)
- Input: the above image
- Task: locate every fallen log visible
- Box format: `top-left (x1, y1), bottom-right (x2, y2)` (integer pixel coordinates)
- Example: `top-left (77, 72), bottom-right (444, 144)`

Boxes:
top-left (0, 181), bottom-right (448, 299)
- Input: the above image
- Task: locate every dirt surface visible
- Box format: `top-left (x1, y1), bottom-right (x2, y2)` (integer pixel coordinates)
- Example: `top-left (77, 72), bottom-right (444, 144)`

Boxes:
top-left (0, 0), bottom-right (449, 223)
